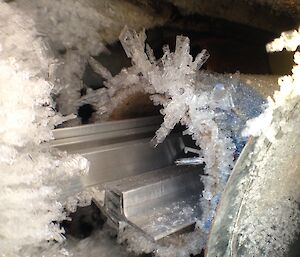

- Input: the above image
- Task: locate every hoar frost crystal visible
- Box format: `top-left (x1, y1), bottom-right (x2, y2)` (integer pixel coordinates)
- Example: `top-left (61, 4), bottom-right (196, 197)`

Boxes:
top-left (79, 27), bottom-right (266, 255)
top-left (0, 2), bottom-right (89, 256)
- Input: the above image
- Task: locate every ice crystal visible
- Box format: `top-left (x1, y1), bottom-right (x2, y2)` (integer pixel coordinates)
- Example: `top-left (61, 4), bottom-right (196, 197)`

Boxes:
top-left (79, 27), bottom-right (266, 255)
top-left (12, 0), bottom-right (169, 120)
top-left (0, 2), bottom-right (89, 256)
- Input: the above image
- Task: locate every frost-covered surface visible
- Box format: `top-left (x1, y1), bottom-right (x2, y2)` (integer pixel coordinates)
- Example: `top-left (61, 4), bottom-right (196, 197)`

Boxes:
top-left (230, 100), bottom-right (300, 257)
top-left (0, 2), bottom-right (89, 256)
top-left (79, 27), bottom-right (266, 255)
top-left (118, 222), bottom-right (206, 257)
top-left (233, 27), bottom-right (300, 256)
top-left (236, 131), bottom-right (300, 256)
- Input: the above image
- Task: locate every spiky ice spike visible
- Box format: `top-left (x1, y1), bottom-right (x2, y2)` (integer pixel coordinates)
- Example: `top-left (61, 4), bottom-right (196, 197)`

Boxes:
top-left (122, 28), bottom-right (210, 146)
top-left (118, 27), bottom-right (236, 235)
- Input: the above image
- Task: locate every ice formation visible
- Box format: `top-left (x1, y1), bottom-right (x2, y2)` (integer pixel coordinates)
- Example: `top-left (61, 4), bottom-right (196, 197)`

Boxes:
top-left (2, 0), bottom-right (294, 254)
top-left (10, 0), bottom-right (107, 120)
top-left (244, 26), bottom-right (300, 141)
top-left (11, 0), bottom-right (168, 123)
top-left (0, 2), bottom-right (89, 256)
top-left (234, 27), bottom-right (300, 256)
top-left (79, 27), bottom-right (266, 255)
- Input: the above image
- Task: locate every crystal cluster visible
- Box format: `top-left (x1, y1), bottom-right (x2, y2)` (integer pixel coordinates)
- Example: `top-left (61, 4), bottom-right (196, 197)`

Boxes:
top-left (80, 27), bottom-right (266, 255)
top-left (12, 0), bottom-right (168, 122)
top-left (0, 2), bottom-right (89, 256)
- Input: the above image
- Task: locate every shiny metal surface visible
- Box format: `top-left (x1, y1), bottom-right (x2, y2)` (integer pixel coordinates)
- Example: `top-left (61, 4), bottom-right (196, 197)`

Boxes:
top-left (52, 117), bottom-right (203, 240)
top-left (52, 116), bottom-right (165, 198)
top-left (53, 117), bottom-right (184, 188)
top-left (104, 165), bottom-right (203, 240)
top-left (80, 135), bottom-right (184, 188)
top-left (52, 116), bottom-right (163, 152)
